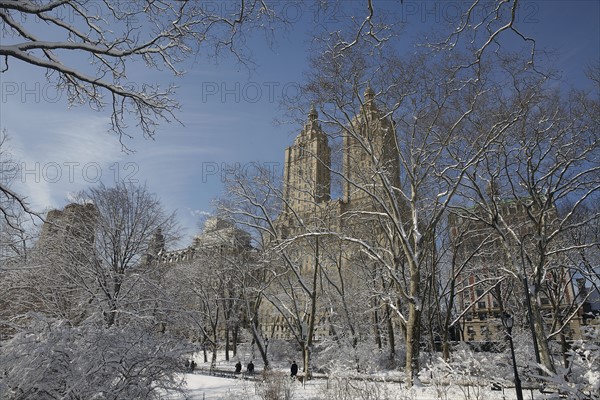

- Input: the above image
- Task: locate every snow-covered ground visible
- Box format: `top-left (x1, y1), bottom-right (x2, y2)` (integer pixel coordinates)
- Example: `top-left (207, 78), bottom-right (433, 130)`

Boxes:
top-left (161, 346), bottom-right (580, 400)
top-left (174, 372), bottom-right (558, 399)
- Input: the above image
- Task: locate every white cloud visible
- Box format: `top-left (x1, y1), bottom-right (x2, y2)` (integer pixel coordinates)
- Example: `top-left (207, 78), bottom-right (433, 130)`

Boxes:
top-left (7, 110), bottom-right (123, 211)
top-left (189, 209), bottom-right (211, 218)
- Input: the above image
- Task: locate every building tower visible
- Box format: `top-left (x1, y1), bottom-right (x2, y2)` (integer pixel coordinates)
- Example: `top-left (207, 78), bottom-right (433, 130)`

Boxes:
top-left (37, 203), bottom-right (97, 254)
top-left (343, 86), bottom-right (400, 204)
top-left (141, 227), bottom-right (165, 265)
top-left (283, 105), bottom-right (331, 215)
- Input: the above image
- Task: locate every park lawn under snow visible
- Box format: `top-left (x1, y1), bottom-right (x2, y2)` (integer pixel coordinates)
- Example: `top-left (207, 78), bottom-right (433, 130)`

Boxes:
top-left (163, 339), bottom-right (600, 400)
top-left (174, 372), bottom-right (561, 400)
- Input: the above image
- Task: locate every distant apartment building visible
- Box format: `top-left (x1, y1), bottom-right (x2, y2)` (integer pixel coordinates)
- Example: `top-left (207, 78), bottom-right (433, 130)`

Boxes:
top-left (448, 200), bottom-right (582, 343)
top-left (144, 216), bottom-right (251, 267)
top-left (35, 203), bottom-right (98, 270)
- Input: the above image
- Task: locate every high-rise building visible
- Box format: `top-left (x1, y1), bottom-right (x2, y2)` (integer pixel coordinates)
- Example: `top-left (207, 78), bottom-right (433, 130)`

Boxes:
top-left (268, 88), bottom-right (404, 341)
top-left (283, 104), bottom-right (331, 214)
top-left (280, 87), bottom-right (401, 231)
top-left (37, 203), bottom-right (97, 257)
top-left (342, 86), bottom-right (400, 205)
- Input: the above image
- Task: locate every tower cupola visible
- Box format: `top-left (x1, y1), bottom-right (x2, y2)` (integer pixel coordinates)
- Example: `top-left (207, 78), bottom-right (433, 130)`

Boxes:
top-left (364, 85), bottom-right (375, 102)
top-left (308, 104), bottom-right (318, 121)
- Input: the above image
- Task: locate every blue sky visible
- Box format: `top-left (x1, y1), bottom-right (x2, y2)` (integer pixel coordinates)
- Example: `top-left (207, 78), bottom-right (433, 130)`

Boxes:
top-left (1, 1), bottom-right (598, 246)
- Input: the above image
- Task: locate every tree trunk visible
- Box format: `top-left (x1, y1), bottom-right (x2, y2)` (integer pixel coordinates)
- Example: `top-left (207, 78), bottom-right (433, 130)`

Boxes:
top-left (560, 332), bottom-right (570, 369)
top-left (373, 302), bottom-right (382, 349)
top-left (225, 326), bottom-right (230, 361)
top-left (250, 320), bottom-right (269, 369)
top-left (386, 304), bottom-right (396, 361)
top-left (442, 340), bottom-right (450, 361)
top-left (211, 344), bottom-right (217, 371)
top-left (303, 341), bottom-right (310, 378)
top-left (202, 334), bottom-right (208, 363)
top-left (442, 273), bottom-right (458, 361)
top-left (427, 316), bottom-right (435, 354)
top-left (303, 236), bottom-right (320, 378)
top-left (405, 262), bottom-right (421, 386)
top-left (530, 296), bottom-right (556, 374)
top-left (233, 325), bottom-right (238, 357)
top-left (405, 302), bottom-right (421, 386)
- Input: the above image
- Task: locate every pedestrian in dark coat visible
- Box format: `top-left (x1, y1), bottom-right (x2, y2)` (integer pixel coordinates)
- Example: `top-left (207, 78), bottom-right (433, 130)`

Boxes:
top-left (235, 361), bottom-right (242, 374)
top-left (247, 361), bottom-right (254, 374)
top-left (291, 361), bottom-right (298, 378)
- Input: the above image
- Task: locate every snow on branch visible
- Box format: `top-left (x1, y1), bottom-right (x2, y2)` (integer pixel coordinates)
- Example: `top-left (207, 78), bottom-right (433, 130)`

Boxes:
top-left (0, 0), bottom-right (282, 146)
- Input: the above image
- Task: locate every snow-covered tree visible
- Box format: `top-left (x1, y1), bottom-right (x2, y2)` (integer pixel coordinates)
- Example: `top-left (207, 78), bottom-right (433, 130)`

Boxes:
top-left (292, 0), bottom-right (567, 383)
top-left (74, 182), bottom-right (179, 327)
top-left (455, 77), bottom-right (600, 374)
top-left (0, 316), bottom-right (193, 399)
top-left (0, 0), bottom-right (287, 143)
top-left (218, 163), bottom-right (336, 375)
top-left (0, 183), bottom-right (193, 398)
top-left (0, 131), bottom-right (38, 259)
top-left (2, 182), bottom-right (178, 330)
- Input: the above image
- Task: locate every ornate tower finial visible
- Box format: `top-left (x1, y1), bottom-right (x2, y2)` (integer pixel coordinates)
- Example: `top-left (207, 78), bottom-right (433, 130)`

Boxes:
top-left (364, 85), bottom-right (375, 102)
top-left (308, 103), bottom-right (318, 121)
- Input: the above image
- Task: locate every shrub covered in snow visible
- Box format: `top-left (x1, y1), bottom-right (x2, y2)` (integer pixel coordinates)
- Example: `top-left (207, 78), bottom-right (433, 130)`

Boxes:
top-left (255, 369), bottom-right (296, 400)
top-left (312, 340), bottom-right (404, 374)
top-left (0, 316), bottom-right (195, 399)
top-left (528, 319), bottom-right (600, 399)
top-left (319, 374), bottom-right (403, 400)
top-left (422, 349), bottom-right (487, 400)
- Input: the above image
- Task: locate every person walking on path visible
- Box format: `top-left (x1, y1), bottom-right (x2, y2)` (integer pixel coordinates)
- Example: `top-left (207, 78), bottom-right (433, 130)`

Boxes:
top-left (235, 361), bottom-right (242, 374)
top-left (290, 361), bottom-right (298, 379)
top-left (247, 361), bottom-right (254, 375)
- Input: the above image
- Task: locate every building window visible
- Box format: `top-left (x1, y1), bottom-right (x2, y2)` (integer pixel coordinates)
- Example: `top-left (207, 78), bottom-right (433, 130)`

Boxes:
top-left (541, 297), bottom-right (550, 305)
top-left (467, 326), bottom-right (475, 340)
top-left (479, 313), bottom-right (488, 321)
top-left (478, 301), bottom-right (486, 309)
